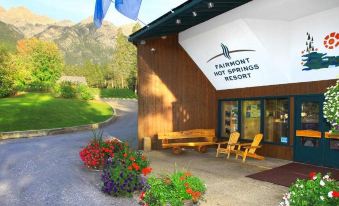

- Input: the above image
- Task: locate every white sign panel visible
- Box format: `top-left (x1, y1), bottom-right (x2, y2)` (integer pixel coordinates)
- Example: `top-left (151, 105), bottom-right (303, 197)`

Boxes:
top-left (179, 0), bottom-right (339, 90)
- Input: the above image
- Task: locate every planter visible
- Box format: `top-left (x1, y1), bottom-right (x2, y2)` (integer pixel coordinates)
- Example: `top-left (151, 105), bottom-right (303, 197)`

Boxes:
top-left (325, 131), bottom-right (339, 140)
top-left (182, 200), bottom-right (194, 206)
top-left (86, 166), bottom-right (103, 172)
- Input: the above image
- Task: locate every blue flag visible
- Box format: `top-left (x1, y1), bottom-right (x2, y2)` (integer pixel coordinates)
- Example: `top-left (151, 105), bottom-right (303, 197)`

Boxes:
top-left (115, 0), bottom-right (142, 20)
top-left (93, 0), bottom-right (111, 28)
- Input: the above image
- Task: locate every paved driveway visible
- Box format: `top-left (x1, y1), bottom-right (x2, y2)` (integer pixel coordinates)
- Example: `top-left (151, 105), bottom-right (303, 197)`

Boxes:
top-left (0, 99), bottom-right (139, 206)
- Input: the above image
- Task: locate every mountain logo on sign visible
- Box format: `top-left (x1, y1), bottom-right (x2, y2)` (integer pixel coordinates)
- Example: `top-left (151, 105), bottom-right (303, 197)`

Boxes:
top-left (301, 32), bottom-right (339, 71)
top-left (207, 43), bottom-right (255, 63)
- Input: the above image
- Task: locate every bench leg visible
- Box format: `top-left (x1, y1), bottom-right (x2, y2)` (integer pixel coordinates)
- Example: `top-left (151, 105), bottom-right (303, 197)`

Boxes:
top-left (198, 146), bottom-right (207, 153)
top-left (172, 147), bottom-right (182, 154)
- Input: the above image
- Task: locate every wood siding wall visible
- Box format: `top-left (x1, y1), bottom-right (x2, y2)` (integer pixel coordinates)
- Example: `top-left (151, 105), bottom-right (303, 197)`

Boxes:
top-left (137, 34), bottom-right (336, 160)
top-left (137, 35), bottom-right (216, 149)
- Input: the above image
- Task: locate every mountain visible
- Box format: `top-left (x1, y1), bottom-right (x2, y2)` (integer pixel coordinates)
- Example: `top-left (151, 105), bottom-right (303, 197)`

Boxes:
top-left (35, 20), bottom-right (119, 65)
top-left (0, 21), bottom-right (24, 51)
top-left (0, 6), bottom-right (136, 65)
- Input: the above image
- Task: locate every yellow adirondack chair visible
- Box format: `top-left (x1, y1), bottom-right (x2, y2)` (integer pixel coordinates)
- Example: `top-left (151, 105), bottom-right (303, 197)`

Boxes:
top-left (215, 132), bottom-right (240, 158)
top-left (235, 133), bottom-right (264, 163)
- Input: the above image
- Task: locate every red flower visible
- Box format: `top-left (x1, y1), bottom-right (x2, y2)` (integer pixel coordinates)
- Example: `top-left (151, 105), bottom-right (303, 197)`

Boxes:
top-left (132, 163), bottom-right (140, 171)
top-left (180, 176), bottom-right (186, 181)
top-left (333, 191), bottom-right (339, 198)
top-left (128, 166), bottom-right (132, 170)
top-left (186, 188), bottom-right (193, 194)
top-left (184, 183), bottom-right (189, 187)
top-left (130, 157), bottom-right (135, 161)
top-left (141, 167), bottom-right (152, 176)
top-left (139, 191), bottom-right (145, 200)
top-left (123, 153), bottom-right (128, 158)
top-left (184, 172), bottom-right (192, 177)
top-left (309, 172), bottom-right (316, 180)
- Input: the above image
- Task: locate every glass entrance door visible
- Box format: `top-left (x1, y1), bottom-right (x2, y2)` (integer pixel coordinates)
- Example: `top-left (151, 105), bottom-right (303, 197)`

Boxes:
top-left (294, 95), bottom-right (339, 168)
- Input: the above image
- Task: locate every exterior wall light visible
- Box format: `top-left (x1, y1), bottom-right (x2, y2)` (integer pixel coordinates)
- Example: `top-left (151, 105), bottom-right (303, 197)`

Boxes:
top-left (208, 2), bottom-right (214, 8)
top-left (192, 11), bottom-right (197, 17)
top-left (161, 36), bottom-right (167, 39)
top-left (140, 40), bottom-right (146, 45)
top-left (176, 19), bottom-right (181, 24)
top-left (151, 48), bottom-right (156, 53)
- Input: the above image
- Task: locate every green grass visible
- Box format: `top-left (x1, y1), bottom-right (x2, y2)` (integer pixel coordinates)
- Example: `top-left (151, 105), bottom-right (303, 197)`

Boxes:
top-left (0, 93), bottom-right (113, 132)
top-left (91, 88), bottom-right (137, 99)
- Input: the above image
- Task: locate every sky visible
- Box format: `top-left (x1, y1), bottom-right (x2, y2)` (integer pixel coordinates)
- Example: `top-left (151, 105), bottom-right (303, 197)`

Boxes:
top-left (0, 0), bottom-right (187, 26)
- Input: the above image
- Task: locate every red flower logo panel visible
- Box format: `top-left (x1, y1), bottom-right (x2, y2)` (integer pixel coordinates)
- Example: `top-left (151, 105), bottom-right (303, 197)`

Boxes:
top-left (323, 32), bottom-right (339, 49)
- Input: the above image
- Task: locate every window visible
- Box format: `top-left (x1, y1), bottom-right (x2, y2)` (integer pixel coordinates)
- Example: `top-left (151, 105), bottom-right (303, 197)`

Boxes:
top-left (241, 100), bottom-right (261, 140)
top-left (219, 97), bottom-right (290, 145)
top-left (264, 99), bottom-right (289, 144)
top-left (220, 101), bottom-right (238, 138)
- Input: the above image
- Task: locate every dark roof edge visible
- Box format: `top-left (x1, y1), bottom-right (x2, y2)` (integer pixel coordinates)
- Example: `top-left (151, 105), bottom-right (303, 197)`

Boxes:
top-left (128, 0), bottom-right (203, 43)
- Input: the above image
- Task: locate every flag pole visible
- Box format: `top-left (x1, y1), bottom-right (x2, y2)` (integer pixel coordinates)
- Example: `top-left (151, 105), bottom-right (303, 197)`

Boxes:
top-left (110, 0), bottom-right (147, 26)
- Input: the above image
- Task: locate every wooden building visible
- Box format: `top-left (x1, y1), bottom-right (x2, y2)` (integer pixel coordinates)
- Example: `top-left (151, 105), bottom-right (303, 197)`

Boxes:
top-left (129, 0), bottom-right (339, 168)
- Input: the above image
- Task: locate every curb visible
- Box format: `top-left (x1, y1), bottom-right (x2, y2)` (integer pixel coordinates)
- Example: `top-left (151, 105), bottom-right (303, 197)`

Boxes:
top-left (0, 104), bottom-right (118, 141)
top-left (101, 97), bottom-right (138, 101)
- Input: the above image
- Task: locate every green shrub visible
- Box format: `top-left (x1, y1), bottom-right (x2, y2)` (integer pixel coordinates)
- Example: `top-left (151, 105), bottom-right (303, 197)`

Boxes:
top-left (59, 81), bottom-right (77, 99)
top-left (55, 81), bottom-right (93, 100)
top-left (141, 171), bottom-right (206, 206)
top-left (76, 84), bottom-right (94, 100)
top-left (280, 172), bottom-right (339, 206)
top-left (0, 46), bottom-right (16, 97)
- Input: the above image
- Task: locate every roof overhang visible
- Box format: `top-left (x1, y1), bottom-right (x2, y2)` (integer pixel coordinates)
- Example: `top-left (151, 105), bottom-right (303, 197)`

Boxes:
top-left (128, 0), bottom-right (252, 43)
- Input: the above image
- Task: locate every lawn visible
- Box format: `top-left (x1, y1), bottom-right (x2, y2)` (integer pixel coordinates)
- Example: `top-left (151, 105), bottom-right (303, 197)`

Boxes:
top-left (91, 88), bottom-right (137, 99)
top-left (0, 93), bottom-right (113, 132)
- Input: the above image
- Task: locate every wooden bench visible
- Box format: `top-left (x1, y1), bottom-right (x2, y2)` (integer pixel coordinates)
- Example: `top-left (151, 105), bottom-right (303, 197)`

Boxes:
top-left (157, 129), bottom-right (216, 154)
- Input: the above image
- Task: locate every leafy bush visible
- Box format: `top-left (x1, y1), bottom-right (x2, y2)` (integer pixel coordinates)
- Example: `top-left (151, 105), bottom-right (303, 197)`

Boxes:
top-left (56, 81), bottom-right (94, 100)
top-left (101, 143), bottom-right (151, 197)
top-left (76, 84), bottom-right (94, 100)
top-left (141, 171), bottom-right (206, 206)
top-left (59, 81), bottom-right (77, 99)
top-left (79, 131), bottom-right (124, 169)
top-left (280, 172), bottom-right (339, 206)
top-left (324, 80), bottom-right (339, 133)
top-left (0, 45), bottom-right (17, 97)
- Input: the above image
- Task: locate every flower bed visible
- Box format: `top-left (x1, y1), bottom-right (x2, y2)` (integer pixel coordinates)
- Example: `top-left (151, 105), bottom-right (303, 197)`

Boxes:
top-left (140, 171), bottom-right (206, 206)
top-left (79, 131), bottom-right (207, 204)
top-left (280, 172), bottom-right (339, 206)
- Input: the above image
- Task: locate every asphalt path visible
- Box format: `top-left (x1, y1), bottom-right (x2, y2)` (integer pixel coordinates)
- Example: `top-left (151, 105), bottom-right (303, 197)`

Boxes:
top-left (0, 99), bottom-right (139, 206)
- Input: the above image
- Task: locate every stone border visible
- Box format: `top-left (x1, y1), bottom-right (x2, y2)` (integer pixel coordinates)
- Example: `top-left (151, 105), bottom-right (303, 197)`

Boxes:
top-left (101, 97), bottom-right (138, 101)
top-left (0, 105), bottom-right (117, 141)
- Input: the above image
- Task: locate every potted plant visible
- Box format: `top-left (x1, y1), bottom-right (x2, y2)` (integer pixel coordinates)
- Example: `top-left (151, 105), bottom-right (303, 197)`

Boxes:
top-left (324, 80), bottom-right (339, 137)
top-left (101, 143), bottom-right (152, 197)
top-left (140, 170), bottom-right (206, 206)
top-left (280, 172), bottom-right (339, 206)
top-left (79, 130), bottom-right (124, 170)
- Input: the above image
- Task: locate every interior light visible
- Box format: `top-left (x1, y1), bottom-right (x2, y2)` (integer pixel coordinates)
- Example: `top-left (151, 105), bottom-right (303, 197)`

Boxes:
top-left (208, 2), bottom-right (214, 8)
top-left (192, 11), bottom-right (197, 17)
top-left (176, 19), bottom-right (181, 24)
